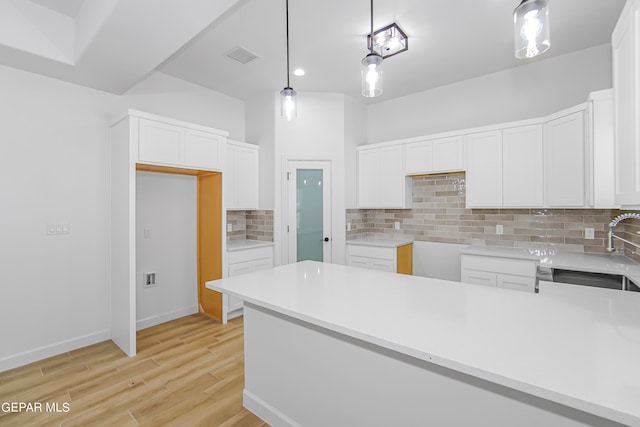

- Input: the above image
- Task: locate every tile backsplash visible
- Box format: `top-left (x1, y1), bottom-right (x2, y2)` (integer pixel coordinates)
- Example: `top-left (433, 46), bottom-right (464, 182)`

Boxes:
top-left (347, 173), bottom-right (640, 261)
top-left (226, 210), bottom-right (273, 242)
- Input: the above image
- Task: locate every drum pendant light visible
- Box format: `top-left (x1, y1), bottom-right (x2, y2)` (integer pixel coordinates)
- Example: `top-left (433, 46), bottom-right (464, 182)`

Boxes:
top-left (514, 0), bottom-right (550, 59)
top-left (281, 0), bottom-right (297, 120)
top-left (361, 0), bottom-right (383, 97)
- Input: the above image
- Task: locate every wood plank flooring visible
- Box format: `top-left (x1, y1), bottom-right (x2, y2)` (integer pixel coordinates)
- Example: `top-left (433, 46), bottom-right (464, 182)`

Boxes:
top-left (0, 314), bottom-right (268, 426)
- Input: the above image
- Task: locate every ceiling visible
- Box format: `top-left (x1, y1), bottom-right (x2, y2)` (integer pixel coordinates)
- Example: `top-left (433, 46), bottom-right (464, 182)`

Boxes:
top-left (0, 0), bottom-right (627, 104)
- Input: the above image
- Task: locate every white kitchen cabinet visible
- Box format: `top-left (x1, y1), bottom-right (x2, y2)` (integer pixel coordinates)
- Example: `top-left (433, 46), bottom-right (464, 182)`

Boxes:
top-left (588, 89), bottom-right (617, 208)
top-left (225, 245), bottom-right (273, 322)
top-left (358, 145), bottom-right (412, 208)
top-left (466, 131), bottom-right (502, 207)
top-left (346, 242), bottom-right (413, 275)
top-left (613, 0), bottom-right (640, 207)
top-left (461, 255), bottom-right (537, 293)
top-left (404, 136), bottom-right (464, 175)
top-left (544, 110), bottom-right (585, 207)
top-left (502, 125), bottom-right (544, 207)
top-left (137, 116), bottom-right (225, 171)
top-left (225, 140), bottom-right (259, 210)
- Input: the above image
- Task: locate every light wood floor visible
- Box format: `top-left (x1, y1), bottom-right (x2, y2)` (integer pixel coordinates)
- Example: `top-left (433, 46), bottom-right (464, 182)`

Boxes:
top-left (0, 314), bottom-right (268, 427)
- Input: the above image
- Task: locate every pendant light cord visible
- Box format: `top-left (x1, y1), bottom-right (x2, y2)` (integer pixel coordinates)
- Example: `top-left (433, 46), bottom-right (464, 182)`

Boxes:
top-left (285, 0), bottom-right (290, 87)
top-left (369, 0), bottom-right (374, 54)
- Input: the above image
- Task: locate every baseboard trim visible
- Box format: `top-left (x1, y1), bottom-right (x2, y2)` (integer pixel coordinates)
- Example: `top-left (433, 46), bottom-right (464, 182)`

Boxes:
top-left (243, 389), bottom-right (300, 427)
top-left (136, 305), bottom-right (198, 331)
top-left (0, 329), bottom-right (111, 372)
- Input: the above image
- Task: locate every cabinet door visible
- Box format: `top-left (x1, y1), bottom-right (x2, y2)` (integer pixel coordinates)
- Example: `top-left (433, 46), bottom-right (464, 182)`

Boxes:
top-left (461, 269), bottom-right (497, 287)
top-left (185, 129), bottom-right (222, 170)
top-left (358, 149), bottom-right (379, 208)
top-left (378, 146), bottom-right (404, 207)
top-left (225, 145), bottom-right (238, 208)
top-left (497, 274), bottom-right (535, 292)
top-left (502, 125), bottom-right (543, 207)
top-left (404, 140), bottom-right (433, 174)
top-left (612, 1), bottom-right (640, 206)
top-left (545, 112), bottom-right (585, 207)
top-left (138, 119), bottom-right (185, 166)
top-left (237, 147), bottom-right (259, 209)
top-left (466, 131), bottom-right (502, 207)
top-left (432, 136), bottom-right (464, 172)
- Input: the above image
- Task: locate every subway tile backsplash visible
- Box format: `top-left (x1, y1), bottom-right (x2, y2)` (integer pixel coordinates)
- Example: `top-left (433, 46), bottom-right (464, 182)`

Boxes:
top-left (227, 210), bottom-right (273, 242)
top-left (347, 173), bottom-right (640, 262)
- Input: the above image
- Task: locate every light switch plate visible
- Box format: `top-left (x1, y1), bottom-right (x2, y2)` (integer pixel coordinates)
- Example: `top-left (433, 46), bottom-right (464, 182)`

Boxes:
top-left (227, 224), bottom-right (233, 232)
top-left (394, 221), bottom-right (400, 230)
top-left (496, 224), bottom-right (504, 235)
top-left (585, 228), bottom-right (595, 240)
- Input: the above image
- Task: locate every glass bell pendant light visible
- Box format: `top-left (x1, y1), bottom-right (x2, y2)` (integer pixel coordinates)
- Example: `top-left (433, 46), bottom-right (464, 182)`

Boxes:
top-left (361, 0), bottom-right (383, 97)
top-left (514, 0), bottom-right (550, 59)
top-left (281, 0), bottom-right (297, 120)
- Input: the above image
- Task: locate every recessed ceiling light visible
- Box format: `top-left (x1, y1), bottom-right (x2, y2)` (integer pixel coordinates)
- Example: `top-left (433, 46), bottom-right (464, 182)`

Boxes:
top-left (293, 68), bottom-right (305, 76)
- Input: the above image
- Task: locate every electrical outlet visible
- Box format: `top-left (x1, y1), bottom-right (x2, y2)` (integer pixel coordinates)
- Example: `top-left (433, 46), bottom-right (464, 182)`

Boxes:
top-left (227, 223), bottom-right (233, 232)
top-left (394, 221), bottom-right (400, 230)
top-left (143, 272), bottom-right (156, 287)
top-left (496, 224), bottom-right (504, 235)
top-left (584, 228), bottom-right (595, 240)
top-left (347, 222), bottom-right (352, 231)
top-left (144, 227), bottom-right (152, 238)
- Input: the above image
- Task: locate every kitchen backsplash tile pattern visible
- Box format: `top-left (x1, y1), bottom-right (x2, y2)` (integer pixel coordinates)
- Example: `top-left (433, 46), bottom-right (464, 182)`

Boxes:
top-left (227, 210), bottom-right (274, 242)
top-left (347, 174), bottom-right (640, 261)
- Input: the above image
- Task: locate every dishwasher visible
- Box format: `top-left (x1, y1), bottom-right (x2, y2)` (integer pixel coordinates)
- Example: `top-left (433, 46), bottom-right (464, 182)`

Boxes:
top-left (536, 267), bottom-right (640, 293)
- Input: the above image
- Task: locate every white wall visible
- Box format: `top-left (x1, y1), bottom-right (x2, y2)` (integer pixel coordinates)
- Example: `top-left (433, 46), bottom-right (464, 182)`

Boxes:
top-left (0, 66), bottom-right (244, 371)
top-left (344, 95), bottom-right (367, 209)
top-left (135, 172), bottom-right (198, 330)
top-left (273, 92), bottom-right (347, 266)
top-left (366, 44), bottom-right (614, 143)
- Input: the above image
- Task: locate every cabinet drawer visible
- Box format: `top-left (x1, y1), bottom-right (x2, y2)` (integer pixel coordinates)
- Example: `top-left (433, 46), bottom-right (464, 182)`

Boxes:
top-left (228, 246), bottom-right (273, 264)
top-left (347, 255), bottom-right (370, 268)
top-left (461, 269), bottom-right (497, 287)
top-left (461, 255), bottom-right (536, 277)
top-left (347, 244), bottom-right (395, 260)
top-left (369, 259), bottom-right (395, 272)
top-left (497, 274), bottom-right (536, 292)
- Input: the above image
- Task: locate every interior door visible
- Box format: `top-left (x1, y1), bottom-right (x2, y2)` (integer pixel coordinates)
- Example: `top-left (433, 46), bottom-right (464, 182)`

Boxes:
top-left (287, 161), bottom-right (332, 263)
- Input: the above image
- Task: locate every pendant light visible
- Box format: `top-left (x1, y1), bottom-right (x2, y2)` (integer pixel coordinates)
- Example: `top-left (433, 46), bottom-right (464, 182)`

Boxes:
top-left (514, 0), bottom-right (550, 59)
top-left (361, 0), bottom-right (383, 97)
top-left (280, 0), bottom-right (297, 121)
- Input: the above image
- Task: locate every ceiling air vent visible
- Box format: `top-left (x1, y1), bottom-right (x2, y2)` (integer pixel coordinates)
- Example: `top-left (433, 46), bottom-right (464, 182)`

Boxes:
top-left (225, 46), bottom-right (258, 64)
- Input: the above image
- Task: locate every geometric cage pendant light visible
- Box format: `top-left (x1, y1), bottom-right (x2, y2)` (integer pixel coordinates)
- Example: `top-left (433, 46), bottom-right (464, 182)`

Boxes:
top-left (513, 0), bottom-right (550, 59)
top-left (280, 0), bottom-right (297, 120)
top-left (361, 0), bottom-right (384, 97)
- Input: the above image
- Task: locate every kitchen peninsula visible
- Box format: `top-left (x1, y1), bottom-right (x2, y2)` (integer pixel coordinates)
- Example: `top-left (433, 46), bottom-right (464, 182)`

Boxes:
top-left (206, 261), bottom-right (640, 427)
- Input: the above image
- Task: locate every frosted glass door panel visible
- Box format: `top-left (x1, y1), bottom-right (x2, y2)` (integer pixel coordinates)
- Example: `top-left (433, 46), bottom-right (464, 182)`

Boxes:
top-left (296, 169), bottom-right (323, 262)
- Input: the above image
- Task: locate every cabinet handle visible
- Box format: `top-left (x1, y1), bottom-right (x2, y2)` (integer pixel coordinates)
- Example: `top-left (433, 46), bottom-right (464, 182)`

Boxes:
top-left (324, 237), bottom-right (330, 242)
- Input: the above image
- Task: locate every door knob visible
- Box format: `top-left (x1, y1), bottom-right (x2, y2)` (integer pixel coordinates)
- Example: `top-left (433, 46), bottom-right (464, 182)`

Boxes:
top-left (324, 237), bottom-right (330, 242)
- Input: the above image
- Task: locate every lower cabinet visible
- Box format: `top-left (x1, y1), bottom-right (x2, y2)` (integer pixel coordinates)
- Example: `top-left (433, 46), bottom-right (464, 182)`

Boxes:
top-left (346, 243), bottom-right (413, 275)
top-left (460, 255), bottom-right (537, 292)
top-left (225, 245), bottom-right (274, 322)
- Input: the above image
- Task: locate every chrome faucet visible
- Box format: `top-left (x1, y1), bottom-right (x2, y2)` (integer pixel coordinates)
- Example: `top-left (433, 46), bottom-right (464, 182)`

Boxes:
top-left (607, 212), bottom-right (640, 252)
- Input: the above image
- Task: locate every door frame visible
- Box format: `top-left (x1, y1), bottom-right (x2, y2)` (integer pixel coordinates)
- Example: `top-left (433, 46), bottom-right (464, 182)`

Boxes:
top-left (281, 154), bottom-right (338, 265)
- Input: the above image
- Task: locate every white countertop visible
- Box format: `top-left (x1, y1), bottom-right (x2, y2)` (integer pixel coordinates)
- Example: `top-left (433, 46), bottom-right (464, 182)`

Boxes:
top-left (461, 246), bottom-right (640, 282)
top-left (346, 238), bottom-right (413, 248)
top-left (207, 261), bottom-right (640, 426)
top-left (226, 239), bottom-right (274, 252)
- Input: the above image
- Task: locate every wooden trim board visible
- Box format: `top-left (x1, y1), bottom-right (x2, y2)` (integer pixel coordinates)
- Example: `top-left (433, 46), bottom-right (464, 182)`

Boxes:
top-left (396, 244), bottom-right (413, 275)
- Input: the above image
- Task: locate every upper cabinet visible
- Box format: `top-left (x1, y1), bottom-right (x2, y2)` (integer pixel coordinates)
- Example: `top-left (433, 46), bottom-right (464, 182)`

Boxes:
top-left (136, 113), bottom-right (226, 171)
top-left (544, 110), bottom-right (585, 207)
top-left (466, 131), bottom-right (503, 207)
top-left (613, 0), bottom-right (640, 207)
top-left (358, 145), bottom-right (412, 209)
top-left (226, 140), bottom-right (259, 210)
top-left (404, 136), bottom-right (464, 175)
top-left (466, 125), bottom-right (544, 208)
